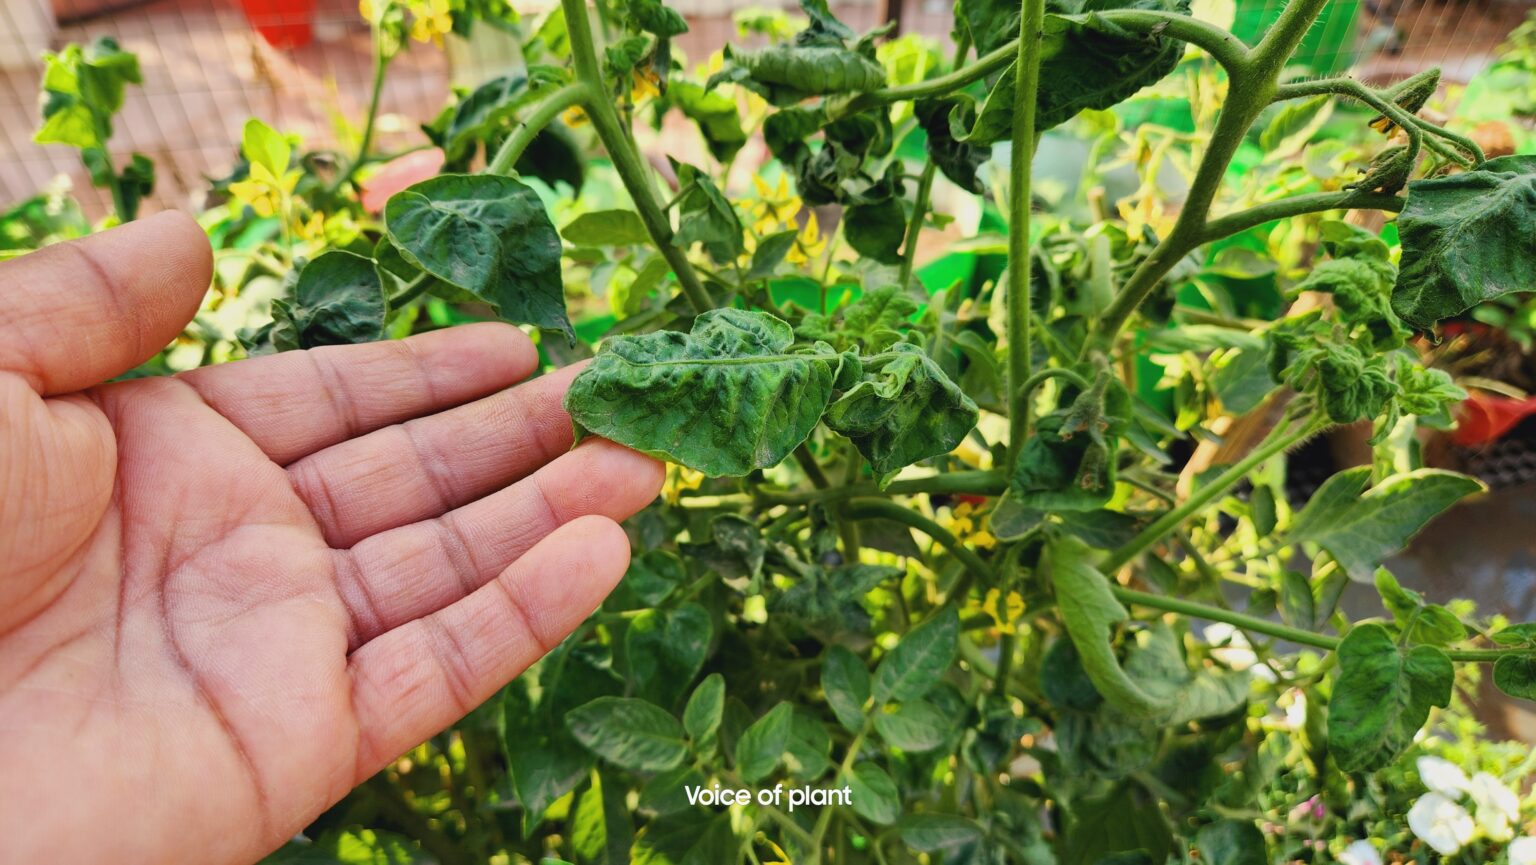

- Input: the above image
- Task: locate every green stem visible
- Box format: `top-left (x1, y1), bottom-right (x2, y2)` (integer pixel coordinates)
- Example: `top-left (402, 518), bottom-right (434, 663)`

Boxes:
top-left (755, 469), bottom-right (1006, 506)
top-left (1092, 0), bottom-right (1332, 351)
top-left (335, 27), bottom-right (389, 191)
top-left (557, 0), bottom-right (715, 315)
top-left (847, 8), bottom-right (1244, 117)
top-left (1274, 78), bottom-right (1485, 165)
top-left (487, 82), bottom-right (590, 175)
top-left (808, 723), bottom-right (870, 862)
top-left (844, 498), bottom-right (994, 592)
top-left (1104, 412), bottom-right (1325, 572)
top-left (897, 161), bottom-right (936, 290)
top-left (1006, 0), bottom-right (1046, 475)
top-left (1201, 190), bottom-right (1406, 243)
top-left (1111, 585), bottom-right (1524, 664)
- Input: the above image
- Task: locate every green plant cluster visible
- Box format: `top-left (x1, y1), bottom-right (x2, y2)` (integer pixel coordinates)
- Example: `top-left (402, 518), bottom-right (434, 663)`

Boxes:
top-left (16, 1), bottom-right (1536, 863)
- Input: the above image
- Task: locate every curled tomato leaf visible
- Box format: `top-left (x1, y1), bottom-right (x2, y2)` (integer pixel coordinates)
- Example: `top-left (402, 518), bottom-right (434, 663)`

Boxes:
top-left (824, 343), bottom-right (979, 475)
top-left (952, 0), bottom-right (1193, 144)
top-left (1391, 155), bottom-right (1536, 329)
top-left (254, 250), bottom-right (386, 354)
top-left (564, 309), bottom-right (839, 476)
top-left (384, 173), bottom-right (571, 340)
top-left (1010, 371), bottom-right (1130, 511)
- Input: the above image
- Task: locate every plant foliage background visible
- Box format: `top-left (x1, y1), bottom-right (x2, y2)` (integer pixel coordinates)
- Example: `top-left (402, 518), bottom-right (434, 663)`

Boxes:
top-left (10, 0), bottom-right (1536, 863)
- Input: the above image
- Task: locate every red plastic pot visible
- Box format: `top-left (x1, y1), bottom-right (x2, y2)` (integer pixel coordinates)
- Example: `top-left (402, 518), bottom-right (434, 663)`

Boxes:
top-left (238, 0), bottom-right (316, 49)
top-left (1454, 393), bottom-right (1536, 447)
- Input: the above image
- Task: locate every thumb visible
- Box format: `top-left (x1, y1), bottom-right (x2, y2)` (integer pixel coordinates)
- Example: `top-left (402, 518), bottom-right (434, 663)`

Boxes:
top-left (0, 211), bottom-right (212, 395)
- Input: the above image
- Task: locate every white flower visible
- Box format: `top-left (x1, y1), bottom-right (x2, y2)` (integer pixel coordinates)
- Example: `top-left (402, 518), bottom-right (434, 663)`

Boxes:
top-left (1408, 792), bottom-right (1476, 855)
top-left (1338, 839), bottom-right (1382, 865)
top-left (1508, 836), bottom-right (1536, 865)
top-left (1468, 772), bottom-right (1520, 842)
top-left (1417, 755), bottom-right (1471, 798)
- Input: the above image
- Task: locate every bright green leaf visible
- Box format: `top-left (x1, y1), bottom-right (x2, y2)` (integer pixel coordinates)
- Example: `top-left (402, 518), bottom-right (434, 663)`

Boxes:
top-left (567, 697), bottom-right (688, 772)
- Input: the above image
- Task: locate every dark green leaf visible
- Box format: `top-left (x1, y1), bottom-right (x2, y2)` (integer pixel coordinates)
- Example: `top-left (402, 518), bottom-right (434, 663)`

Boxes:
top-left (1193, 821), bottom-right (1265, 865)
top-left (1288, 467), bottom-right (1483, 581)
top-left (872, 699), bottom-right (951, 752)
top-left (747, 230), bottom-right (799, 280)
top-left (873, 606), bottom-right (958, 703)
top-left (1327, 623), bottom-right (1453, 772)
top-left (666, 81), bottom-right (747, 162)
top-left (1494, 654), bottom-right (1536, 701)
top-left (625, 603), bottom-right (712, 706)
top-left (843, 198), bottom-right (907, 264)
top-left (565, 309), bottom-right (838, 476)
top-left (683, 673), bottom-right (725, 754)
top-left (842, 762), bottom-right (900, 825)
top-left (672, 161), bottom-right (745, 264)
top-left (502, 681), bottom-right (593, 832)
top-left (275, 251), bottom-right (387, 350)
top-left (734, 702), bottom-right (793, 782)
top-left (567, 697), bottom-right (688, 772)
top-left (1374, 568), bottom-right (1465, 646)
top-left (825, 344), bottom-right (979, 475)
top-left (1391, 155), bottom-right (1536, 328)
top-left (899, 814), bottom-right (985, 855)
top-left (385, 173), bottom-right (571, 339)
top-left (822, 645), bottom-right (871, 731)
top-left (562, 210), bottom-right (651, 246)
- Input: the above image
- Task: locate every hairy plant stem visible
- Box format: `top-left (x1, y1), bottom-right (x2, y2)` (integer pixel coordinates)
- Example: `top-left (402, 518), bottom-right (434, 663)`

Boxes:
top-left (844, 498), bottom-right (995, 594)
top-left (1006, 0), bottom-right (1046, 475)
top-left (1104, 410), bottom-right (1325, 572)
top-left (1112, 586), bottom-right (1523, 664)
top-left (755, 469), bottom-right (1006, 506)
top-left (334, 26), bottom-right (390, 191)
top-left (1274, 77), bottom-right (1486, 165)
top-left (1201, 189), bottom-right (1406, 241)
top-left (487, 82), bottom-right (590, 175)
top-left (1091, 0), bottom-right (1336, 352)
top-left (555, 0), bottom-right (714, 314)
top-left (847, 8), bottom-right (1243, 117)
top-left (898, 161), bottom-right (937, 290)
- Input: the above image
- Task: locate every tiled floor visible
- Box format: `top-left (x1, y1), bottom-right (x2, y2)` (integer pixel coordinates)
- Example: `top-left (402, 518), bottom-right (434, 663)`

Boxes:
top-left (0, 0), bottom-right (1532, 217)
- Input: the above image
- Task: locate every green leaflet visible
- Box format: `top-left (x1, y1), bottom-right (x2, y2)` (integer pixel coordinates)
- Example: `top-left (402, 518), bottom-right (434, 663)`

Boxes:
top-left (1194, 821), bottom-right (1266, 865)
top-left (720, 44), bottom-right (885, 104)
top-left (423, 68), bottom-right (565, 169)
top-left (1327, 623), bottom-right (1453, 772)
top-left (35, 37), bottom-right (141, 150)
top-left (1392, 156), bottom-right (1536, 329)
top-left (1374, 568), bottom-right (1465, 646)
top-left (259, 251), bottom-right (387, 353)
top-left (952, 0), bottom-right (1193, 144)
top-left (672, 161), bottom-right (745, 264)
top-left (915, 98), bottom-right (989, 194)
top-left (564, 309), bottom-right (838, 476)
top-left (1010, 371), bottom-right (1131, 512)
top-left (822, 645), bottom-right (872, 731)
top-left (561, 209), bottom-right (651, 246)
top-left (567, 697), bottom-right (689, 772)
top-left (624, 603), bottom-right (712, 707)
top-left (824, 343), bottom-right (979, 475)
top-left (872, 699), bottom-right (952, 752)
top-left (873, 606), bottom-right (958, 703)
top-left (734, 702), bottom-right (792, 782)
top-left (384, 174), bottom-right (572, 339)
top-left (1494, 654), bottom-right (1536, 702)
top-left (1287, 467), bottom-right (1484, 582)
top-left (841, 763), bottom-right (900, 825)
top-left (570, 769), bottom-right (633, 865)
top-left (1046, 537), bottom-right (1170, 718)
top-left (664, 81), bottom-right (748, 163)
top-left (1123, 623), bottom-right (1250, 726)
top-left (682, 673), bottom-right (725, 755)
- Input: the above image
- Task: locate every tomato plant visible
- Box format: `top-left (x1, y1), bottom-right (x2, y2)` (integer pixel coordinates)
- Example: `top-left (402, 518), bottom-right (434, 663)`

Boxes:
top-left (20, 0), bottom-right (1536, 862)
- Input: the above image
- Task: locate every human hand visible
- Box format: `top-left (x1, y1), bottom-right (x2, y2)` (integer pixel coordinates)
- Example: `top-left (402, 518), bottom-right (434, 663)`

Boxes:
top-left (0, 213), bottom-right (663, 863)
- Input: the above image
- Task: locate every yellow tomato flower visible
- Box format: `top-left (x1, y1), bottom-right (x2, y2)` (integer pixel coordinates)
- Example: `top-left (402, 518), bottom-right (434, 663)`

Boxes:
top-left (981, 588), bottom-right (1026, 633)
top-left (562, 104), bottom-right (590, 127)
top-left (786, 210), bottom-right (825, 265)
top-left (662, 464), bottom-right (705, 505)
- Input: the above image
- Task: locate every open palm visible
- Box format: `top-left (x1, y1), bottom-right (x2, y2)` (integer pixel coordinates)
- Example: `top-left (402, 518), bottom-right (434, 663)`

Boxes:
top-left (0, 213), bottom-right (662, 864)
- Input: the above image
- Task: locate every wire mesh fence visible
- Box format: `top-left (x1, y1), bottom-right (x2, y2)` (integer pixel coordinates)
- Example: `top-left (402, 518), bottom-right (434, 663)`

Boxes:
top-left (1, 0), bottom-right (1533, 217)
